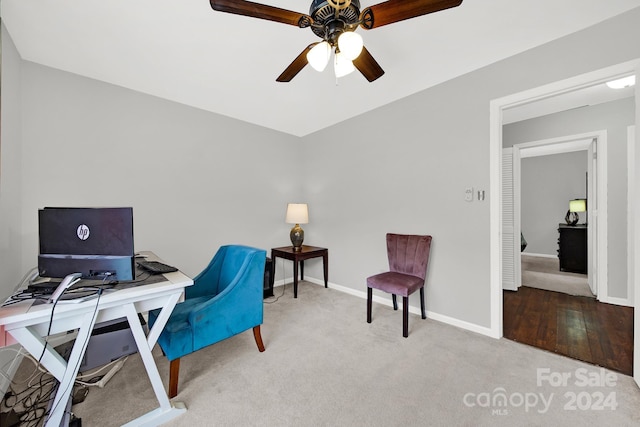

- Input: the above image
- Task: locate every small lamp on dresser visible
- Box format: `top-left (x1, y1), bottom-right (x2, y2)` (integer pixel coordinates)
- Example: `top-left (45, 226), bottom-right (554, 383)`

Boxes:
top-left (565, 198), bottom-right (586, 226)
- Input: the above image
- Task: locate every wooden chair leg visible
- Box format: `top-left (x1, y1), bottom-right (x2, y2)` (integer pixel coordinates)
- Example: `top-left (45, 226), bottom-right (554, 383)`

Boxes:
top-left (367, 287), bottom-right (373, 323)
top-left (403, 296), bottom-right (409, 338)
top-left (169, 358), bottom-right (180, 399)
top-left (253, 325), bottom-right (266, 352)
top-left (420, 287), bottom-right (426, 319)
top-left (392, 294), bottom-right (398, 311)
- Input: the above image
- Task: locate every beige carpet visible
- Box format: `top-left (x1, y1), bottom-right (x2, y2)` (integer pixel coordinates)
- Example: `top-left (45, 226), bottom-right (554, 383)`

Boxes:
top-left (521, 255), bottom-right (594, 298)
top-left (5, 282), bottom-right (640, 426)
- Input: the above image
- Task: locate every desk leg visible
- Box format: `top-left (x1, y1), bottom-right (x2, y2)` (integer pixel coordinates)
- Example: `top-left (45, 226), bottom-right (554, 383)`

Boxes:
top-left (146, 292), bottom-right (180, 348)
top-left (323, 252), bottom-right (328, 288)
top-left (270, 251), bottom-right (276, 288)
top-left (121, 293), bottom-right (186, 427)
top-left (8, 327), bottom-right (68, 382)
top-left (293, 260), bottom-right (299, 299)
top-left (47, 311), bottom-right (98, 426)
top-left (16, 310), bottom-right (99, 427)
top-left (12, 315), bottom-right (95, 427)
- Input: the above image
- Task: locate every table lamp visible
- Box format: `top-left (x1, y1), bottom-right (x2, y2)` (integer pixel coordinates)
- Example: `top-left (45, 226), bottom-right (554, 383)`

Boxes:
top-left (565, 198), bottom-right (586, 226)
top-left (286, 203), bottom-right (309, 252)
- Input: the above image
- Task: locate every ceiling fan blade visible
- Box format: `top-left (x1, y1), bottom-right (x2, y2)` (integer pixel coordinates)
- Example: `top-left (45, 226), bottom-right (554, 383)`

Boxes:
top-left (210, 0), bottom-right (312, 28)
top-left (276, 44), bottom-right (317, 82)
top-left (353, 47), bottom-right (385, 82)
top-left (360, 0), bottom-right (462, 29)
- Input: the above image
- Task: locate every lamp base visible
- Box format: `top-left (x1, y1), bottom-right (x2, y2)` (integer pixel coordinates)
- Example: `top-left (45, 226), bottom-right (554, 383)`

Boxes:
top-left (565, 211), bottom-right (579, 226)
top-left (290, 224), bottom-right (304, 251)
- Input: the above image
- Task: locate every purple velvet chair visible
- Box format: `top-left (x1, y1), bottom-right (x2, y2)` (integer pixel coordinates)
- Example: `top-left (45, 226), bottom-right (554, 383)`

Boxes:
top-left (366, 234), bottom-right (432, 337)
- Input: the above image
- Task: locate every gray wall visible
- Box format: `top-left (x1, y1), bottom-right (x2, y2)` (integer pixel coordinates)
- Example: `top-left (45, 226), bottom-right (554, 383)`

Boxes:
top-left (300, 9), bottom-right (640, 326)
top-left (504, 97), bottom-right (635, 298)
top-left (1, 28), bottom-right (303, 290)
top-left (520, 151), bottom-right (587, 255)
top-left (2, 8), bottom-right (640, 330)
top-left (0, 25), bottom-right (23, 292)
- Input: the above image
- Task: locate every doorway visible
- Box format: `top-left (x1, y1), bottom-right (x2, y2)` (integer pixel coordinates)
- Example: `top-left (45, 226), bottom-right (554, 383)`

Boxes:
top-left (501, 131), bottom-right (628, 372)
top-left (489, 60), bottom-right (640, 385)
top-left (502, 133), bottom-right (605, 298)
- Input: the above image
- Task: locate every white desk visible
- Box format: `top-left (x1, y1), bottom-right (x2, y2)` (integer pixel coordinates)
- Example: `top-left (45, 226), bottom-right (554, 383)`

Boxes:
top-left (0, 252), bottom-right (193, 426)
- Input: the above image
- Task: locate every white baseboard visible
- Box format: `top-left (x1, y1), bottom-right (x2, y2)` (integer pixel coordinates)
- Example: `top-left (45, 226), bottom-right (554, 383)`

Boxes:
top-left (522, 252), bottom-right (557, 259)
top-left (598, 295), bottom-right (634, 307)
top-left (302, 277), bottom-right (497, 339)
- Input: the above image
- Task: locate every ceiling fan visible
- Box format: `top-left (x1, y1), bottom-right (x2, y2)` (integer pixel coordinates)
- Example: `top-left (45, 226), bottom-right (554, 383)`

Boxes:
top-left (209, 0), bottom-right (463, 82)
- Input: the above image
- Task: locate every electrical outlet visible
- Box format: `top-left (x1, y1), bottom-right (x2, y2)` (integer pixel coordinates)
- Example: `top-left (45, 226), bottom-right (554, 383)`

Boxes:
top-left (465, 187), bottom-right (473, 202)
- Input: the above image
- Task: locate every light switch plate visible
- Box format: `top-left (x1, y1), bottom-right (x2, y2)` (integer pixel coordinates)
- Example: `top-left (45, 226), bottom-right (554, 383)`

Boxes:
top-left (465, 187), bottom-right (473, 202)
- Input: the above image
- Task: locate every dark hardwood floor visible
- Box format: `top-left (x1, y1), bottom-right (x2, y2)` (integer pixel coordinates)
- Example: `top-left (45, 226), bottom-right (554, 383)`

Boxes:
top-left (503, 286), bottom-right (634, 376)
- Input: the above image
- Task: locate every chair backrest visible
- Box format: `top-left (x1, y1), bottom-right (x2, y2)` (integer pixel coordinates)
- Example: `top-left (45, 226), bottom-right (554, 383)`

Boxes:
top-left (217, 245), bottom-right (264, 293)
top-left (386, 233), bottom-right (432, 280)
top-left (187, 245), bottom-right (266, 299)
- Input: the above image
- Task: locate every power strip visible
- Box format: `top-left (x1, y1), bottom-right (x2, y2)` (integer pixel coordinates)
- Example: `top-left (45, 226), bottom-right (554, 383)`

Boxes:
top-left (77, 357), bottom-right (128, 389)
top-left (94, 357), bottom-right (127, 388)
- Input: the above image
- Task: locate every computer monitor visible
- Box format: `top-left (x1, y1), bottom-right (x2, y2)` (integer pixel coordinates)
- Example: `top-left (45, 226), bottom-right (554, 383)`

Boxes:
top-left (38, 207), bottom-right (135, 281)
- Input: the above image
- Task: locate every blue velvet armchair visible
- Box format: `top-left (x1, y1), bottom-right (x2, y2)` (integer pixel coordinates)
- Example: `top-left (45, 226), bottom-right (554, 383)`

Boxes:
top-left (149, 245), bottom-right (267, 398)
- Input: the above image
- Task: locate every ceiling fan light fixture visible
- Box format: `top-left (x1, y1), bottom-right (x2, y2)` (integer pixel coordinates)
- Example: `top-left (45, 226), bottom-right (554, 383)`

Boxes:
top-left (337, 31), bottom-right (363, 60)
top-left (307, 41), bottom-right (331, 72)
top-left (210, 0), bottom-right (464, 83)
top-left (334, 51), bottom-right (355, 78)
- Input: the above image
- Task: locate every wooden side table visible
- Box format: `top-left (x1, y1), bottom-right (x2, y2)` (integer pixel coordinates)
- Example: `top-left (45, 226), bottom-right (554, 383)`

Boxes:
top-left (271, 245), bottom-right (328, 298)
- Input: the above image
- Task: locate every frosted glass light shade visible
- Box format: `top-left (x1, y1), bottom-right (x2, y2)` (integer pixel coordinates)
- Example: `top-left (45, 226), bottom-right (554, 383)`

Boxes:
top-left (307, 42), bottom-right (331, 72)
top-left (334, 52), bottom-right (355, 78)
top-left (285, 203), bottom-right (309, 224)
top-left (569, 199), bottom-right (586, 213)
top-left (337, 31), bottom-right (363, 60)
top-left (606, 75), bottom-right (635, 89)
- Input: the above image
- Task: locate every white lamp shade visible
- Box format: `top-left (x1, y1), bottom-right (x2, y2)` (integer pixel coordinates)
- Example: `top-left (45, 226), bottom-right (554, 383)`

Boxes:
top-left (307, 42), bottom-right (331, 72)
top-left (606, 75), bottom-right (635, 89)
top-left (569, 199), bottom-right (587, 213)
top-left (286, 203), bottom-right (309, 224)
top-left (334, 52), bottom-right (355, 78)
top-left (338, 31), bottom-right (363, 61)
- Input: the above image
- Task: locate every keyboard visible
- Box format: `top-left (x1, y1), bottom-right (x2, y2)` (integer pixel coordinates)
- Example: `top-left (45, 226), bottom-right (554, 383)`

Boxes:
top-left (137, 261), bottom-right (178, 274)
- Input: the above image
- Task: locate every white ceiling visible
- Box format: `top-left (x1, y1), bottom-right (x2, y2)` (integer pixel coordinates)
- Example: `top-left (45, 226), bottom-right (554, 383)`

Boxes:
top-left (2, 0), bottom-right (639, 136)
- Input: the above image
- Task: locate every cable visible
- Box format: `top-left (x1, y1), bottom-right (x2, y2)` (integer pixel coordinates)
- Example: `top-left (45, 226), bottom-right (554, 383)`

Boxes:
top-left (2, 366), bottom-right (57, 427)
top-left (11, 267), bottom-right (39, 294)
top-left (2, 266), bottom-right (45, 307)
top-left (74, 356), bottom-right (127, 388)
top-left (74, 355), bottom-right (125, 380)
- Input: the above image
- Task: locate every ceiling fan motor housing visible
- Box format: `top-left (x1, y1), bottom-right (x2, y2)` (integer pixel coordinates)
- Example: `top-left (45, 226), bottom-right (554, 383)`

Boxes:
top-left (309, 0), bottom-right (361, 42)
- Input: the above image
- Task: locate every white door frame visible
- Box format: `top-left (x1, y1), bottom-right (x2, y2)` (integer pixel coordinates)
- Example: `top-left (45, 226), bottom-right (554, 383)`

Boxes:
top-left (489, 60), bottom-right (639, 386)
top-left (506, 133), bottom-right (606, 298)
top-left (628, 125), bottom-right (636, 308)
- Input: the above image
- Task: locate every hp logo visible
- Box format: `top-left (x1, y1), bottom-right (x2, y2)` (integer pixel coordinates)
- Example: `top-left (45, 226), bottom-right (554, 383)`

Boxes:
top-left (77, 224), bottom-right (90, 241)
